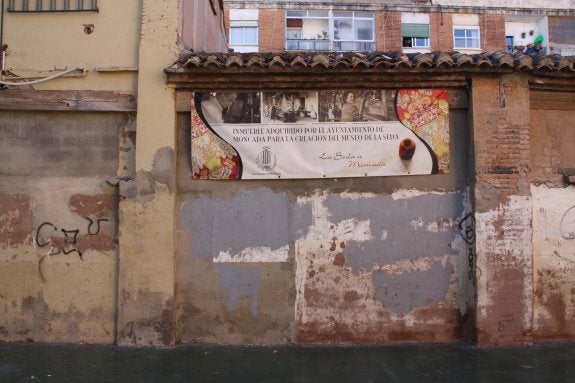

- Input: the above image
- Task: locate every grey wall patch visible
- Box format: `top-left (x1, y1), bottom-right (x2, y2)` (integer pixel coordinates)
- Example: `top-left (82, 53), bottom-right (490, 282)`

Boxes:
top-left (216, 264), bottom-right (260, 315)
top-left (182, 197), bottom-right (214, 260)
top-left (323, 192), bottom-right (464, 272)
top-left (373, 262), bottom-right (454, 314)
top-left (290, 200), bottom-right (314, 242)
top-left (182, 188), bottom-right (313, 262)
top-left (212, 188), bottom-right (290, 260)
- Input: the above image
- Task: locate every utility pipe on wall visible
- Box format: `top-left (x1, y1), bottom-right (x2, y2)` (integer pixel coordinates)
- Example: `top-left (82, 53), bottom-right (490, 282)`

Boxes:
top-left (1, 0), bottom-right (5, 81)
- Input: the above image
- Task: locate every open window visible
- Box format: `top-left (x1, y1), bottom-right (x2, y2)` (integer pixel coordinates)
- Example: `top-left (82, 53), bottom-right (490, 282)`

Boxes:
top-left (401, 13), bottom-right (430, 52)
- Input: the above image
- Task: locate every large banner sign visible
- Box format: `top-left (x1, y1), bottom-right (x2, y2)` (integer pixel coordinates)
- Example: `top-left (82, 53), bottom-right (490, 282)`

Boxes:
top-left (190, 89), bottom-right (450, 179)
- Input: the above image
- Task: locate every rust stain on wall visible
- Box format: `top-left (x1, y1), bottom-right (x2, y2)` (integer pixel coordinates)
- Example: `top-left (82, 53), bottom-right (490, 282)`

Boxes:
top-left (475, 196), bottom-right (533, 346)
top-left (532, 186), bottom-right (575, 341)
top-left (534, 268), bottom-right (572, 339)
top-left (69, 194), bottom-right (119, 218)
top-left (477, 267), bottom-right (529, 345)
top-left (0, 193), bottom-right (33, 247)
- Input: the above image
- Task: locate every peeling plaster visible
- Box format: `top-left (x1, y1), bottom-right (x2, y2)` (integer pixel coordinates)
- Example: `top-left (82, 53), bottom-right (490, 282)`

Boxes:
top-left (214, 245), bottom-right (290, 263)
top-left (322, 192), bottom-right (463, 273)
top-left (295, 190), bottom-right (468, 342)
top-left (150, 147), bottom-right (175, 192)
top-left (532, 185), bottom-right (575, 339)
top-left (475, 196), bottom-right (533, 344)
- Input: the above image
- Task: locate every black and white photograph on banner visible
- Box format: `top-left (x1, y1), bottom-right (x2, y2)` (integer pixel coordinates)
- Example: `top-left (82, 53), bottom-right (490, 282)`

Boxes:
top-left (262, 91), bottom-right (319, 124)
top-left (318, 90), bottom-right (397, 123)
top-left (198, 92), bottom-right (261, 125)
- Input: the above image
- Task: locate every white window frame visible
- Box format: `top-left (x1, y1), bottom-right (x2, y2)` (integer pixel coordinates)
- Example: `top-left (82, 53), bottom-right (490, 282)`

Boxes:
top-left (230, 26), bottom-right (258, 45)
top-left (403, 36), bottom-right (430, 48)
top-left (229, 9), bottom-right (259, 53)
top-left (453, 26), bottom-right (481, 50)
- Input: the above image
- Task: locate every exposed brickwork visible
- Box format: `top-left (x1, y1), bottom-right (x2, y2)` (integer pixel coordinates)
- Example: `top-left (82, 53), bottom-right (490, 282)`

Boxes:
top-left (378, 11), bottom-right (402, 52)
top-left (473, 75), bottom-right (531, 198)
top-left (430, 12), bottom-right (453, 52)
top-left (259, 8), bottom-right (285, 52)
top-left (224, 9), bottom-right (230, 44)
top-left (480, 14), bottom-right (506, 52)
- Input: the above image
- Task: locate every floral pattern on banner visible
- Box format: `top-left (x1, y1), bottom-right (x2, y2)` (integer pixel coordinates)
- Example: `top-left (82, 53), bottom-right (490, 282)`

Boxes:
top-left (396, 89), bottom-right (450, 173)
top-left (191, 109), bottom-right (241, 179)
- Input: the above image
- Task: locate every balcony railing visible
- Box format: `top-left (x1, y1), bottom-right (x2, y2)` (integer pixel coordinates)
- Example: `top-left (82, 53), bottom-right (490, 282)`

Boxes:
top-left (286, 39), bottom-right (375, 51)
top-left (286, 39), bottom-right (331, 51)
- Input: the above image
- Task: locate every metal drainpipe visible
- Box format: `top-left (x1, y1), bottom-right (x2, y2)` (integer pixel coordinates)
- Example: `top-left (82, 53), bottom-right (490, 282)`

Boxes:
top-left (1, 0), bottom-right (5, 81)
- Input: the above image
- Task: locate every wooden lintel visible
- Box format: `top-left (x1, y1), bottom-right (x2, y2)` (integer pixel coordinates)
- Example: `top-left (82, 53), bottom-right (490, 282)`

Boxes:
top-left (0, 90), bottom-right (137, 112)
top-left (166, 73), bottom-right (469, 92)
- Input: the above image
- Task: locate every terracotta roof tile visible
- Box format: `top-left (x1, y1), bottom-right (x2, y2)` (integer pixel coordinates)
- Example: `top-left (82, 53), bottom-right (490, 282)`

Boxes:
top-left (225, 54), bottom-right (243, 68)
top-left (310, 54), bottom-right (330, 68)
top-left (246, 54), bottom-right (266, 68)
top-left (169, 50), bottom-right (575, 73)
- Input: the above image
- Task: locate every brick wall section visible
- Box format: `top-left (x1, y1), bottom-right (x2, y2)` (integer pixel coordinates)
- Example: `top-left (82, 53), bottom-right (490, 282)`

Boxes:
top-left (473, 75), bottom-right (531, 198)
top-left (430, 12), bottom-right (453, 52)
top-left (259, 8), bottom-right (285, 52)
top-left (480, 14), bottom-right (506, 52)
top-left (378, 11), bottom-right (402, 52)
top-left (236, 8), bottom-right (505, 54)
top-left (224, 9), bottom-right (230, 44)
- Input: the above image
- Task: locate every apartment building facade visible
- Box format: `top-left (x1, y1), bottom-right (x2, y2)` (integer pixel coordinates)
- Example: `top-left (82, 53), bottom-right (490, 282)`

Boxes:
top-left (225, 0), bottom-right (575, 57)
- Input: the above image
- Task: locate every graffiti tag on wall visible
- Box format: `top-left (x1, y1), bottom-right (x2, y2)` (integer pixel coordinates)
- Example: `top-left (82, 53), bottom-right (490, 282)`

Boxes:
top-left (35, 217), bottom-right (110, 282)
top-left (458, 213), bottom-right (476, 284)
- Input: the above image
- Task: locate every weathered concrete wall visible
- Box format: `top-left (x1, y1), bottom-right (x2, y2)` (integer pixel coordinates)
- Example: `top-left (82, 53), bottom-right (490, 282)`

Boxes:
top-left (472, 74), bottom-right (534, 346)
top-left (530, 94), bottom-right (575, 341)
top-left (174, 101), bottom-right (473, 344)
top-left (295, 190), bottom-right (470, 343)
top-left (176, 188), bottom-right (296, 344)
top-left (532, 186), bottom-right (575, 340)
top-left (0, 111), bottom-right (133, 343)
top-left (116, 0), bottom-right (180, 346)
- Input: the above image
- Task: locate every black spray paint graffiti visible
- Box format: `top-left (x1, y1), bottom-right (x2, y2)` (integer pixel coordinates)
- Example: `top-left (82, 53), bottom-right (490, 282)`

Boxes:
top-left (35, 217), bottom-right (109, 282)
top-left (560, 205), bottom-right (575, 240)
top-left (458, 213), bottom-right (476, 283)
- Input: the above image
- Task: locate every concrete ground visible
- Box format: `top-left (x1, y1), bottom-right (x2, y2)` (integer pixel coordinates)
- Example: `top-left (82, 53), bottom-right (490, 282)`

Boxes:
top-left (1, 342), bottom-right (574, 382)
